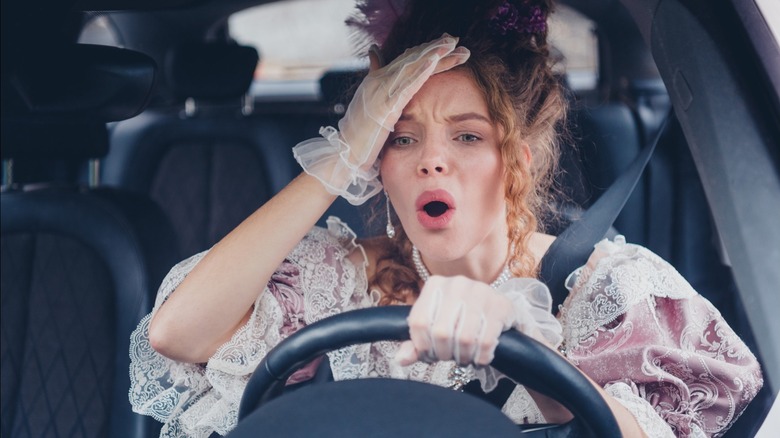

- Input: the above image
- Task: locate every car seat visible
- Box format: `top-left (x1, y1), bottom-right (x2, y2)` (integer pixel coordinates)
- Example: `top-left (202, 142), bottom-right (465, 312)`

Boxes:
top-left (557, 78), bottom-right (672, 247)
top-left (1, 44), bottom-right (178, 437)
top-left (103, 41), bottom-right (300, 256)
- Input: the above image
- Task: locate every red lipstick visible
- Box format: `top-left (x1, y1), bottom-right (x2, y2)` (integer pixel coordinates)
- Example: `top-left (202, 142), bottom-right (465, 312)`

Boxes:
top-left (415, 190), bottom-right (456, 230)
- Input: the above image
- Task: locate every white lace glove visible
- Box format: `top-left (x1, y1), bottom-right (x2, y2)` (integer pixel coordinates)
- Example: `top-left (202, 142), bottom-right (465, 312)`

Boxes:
top-left (293, 34), bottom-right (470, 205)
top-left (395, 276), bottom-right (562, 367)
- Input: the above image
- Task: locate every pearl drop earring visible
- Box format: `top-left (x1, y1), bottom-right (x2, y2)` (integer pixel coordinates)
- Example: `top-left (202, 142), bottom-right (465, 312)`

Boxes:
top-left (385, 191), bottom-right (396, 239)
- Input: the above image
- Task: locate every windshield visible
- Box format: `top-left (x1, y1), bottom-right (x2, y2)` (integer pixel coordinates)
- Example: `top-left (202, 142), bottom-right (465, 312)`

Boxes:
top-left (229, 0), bottom-right (598, 92)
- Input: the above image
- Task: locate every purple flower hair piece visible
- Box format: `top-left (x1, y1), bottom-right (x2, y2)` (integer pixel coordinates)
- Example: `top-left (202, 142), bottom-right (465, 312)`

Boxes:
top-left (489, 0), bottom-right (547, 36)
top-left (490, 2), bottom-right (520, 35)
top-left (346, 0), bottom-right (407, 50)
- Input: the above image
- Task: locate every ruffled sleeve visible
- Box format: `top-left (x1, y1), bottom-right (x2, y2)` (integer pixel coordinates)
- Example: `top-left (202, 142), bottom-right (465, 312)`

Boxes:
top-left (558, 236), bottom-right (763, 437)
top-left (129, 217), bottom-right (370, 437)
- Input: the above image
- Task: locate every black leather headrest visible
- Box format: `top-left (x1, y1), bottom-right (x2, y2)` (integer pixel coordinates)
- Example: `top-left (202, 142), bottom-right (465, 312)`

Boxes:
top-left (166, 42), bottom-right (259, 100)
top-left (8, 44), bottom-right (156, 123)
top-left (319, 69), bottom-right (365, 108)
top-left (1, 118), bottom-right (108, 160)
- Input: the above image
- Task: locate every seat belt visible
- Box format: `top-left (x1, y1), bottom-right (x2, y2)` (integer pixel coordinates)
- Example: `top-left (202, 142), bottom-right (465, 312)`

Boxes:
top-left (466, 110), bottom-right (673, 408)
top-left (539, 110), bottom-right (671, 312)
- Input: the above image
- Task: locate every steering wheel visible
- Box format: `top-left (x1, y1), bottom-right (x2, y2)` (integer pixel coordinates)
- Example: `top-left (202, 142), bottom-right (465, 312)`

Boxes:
top-left (234, 306), bottom-right (621, 437)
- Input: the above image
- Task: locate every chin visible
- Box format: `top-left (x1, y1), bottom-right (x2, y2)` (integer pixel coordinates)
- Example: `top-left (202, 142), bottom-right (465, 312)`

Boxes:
top-left (410, 230), bottom-right (470, 262)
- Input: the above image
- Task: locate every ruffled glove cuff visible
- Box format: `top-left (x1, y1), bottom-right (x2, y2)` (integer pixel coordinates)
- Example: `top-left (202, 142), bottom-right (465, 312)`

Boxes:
top-left (292, 126), bottom-right (383, 205)
top-left (474, 278), bottom-right (563, 393)
top-left (497, 278), bottom-right (563, 349)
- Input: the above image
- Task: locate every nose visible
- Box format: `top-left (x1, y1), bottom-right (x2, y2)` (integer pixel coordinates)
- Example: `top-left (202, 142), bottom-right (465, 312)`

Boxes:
top-left (416, 141), bottom-right (448, 176)
top-left (418, 163), bottom-right (445, 175)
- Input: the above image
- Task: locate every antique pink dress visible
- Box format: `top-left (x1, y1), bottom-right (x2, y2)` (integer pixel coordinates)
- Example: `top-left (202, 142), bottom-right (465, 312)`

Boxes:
top-left (129, 218), bottom-right (763, 437)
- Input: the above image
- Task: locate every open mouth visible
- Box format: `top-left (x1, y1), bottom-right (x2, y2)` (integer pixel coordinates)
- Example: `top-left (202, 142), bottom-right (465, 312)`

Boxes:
top-left (423, 201), bottom-right (450, 217)
top-left (415, 190), bottom-right (456, 229)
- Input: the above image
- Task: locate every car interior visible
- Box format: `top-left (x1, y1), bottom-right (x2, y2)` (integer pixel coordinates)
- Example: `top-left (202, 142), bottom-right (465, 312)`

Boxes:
top-left (2, 0), bottom-right (778, 436)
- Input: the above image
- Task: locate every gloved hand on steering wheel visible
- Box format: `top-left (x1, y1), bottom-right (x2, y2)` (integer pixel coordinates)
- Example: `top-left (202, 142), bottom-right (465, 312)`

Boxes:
top-left (395, 276), bottom-right (563, 366)
top-left (293, 34), bottom-right (470, 205)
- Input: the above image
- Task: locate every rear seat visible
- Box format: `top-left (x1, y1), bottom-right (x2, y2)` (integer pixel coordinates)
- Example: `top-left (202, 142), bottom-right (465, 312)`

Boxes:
top-left (104, 46), bottom-right (669, 247)
top-left (103, 41), bottom-right (300, 256)
top-left (563, 103), bottom-right (647, 242)
top-left (104, 46), bottom-right (378, 247)
top-left (1, 44), bottom-right (176, 438)
top-left (558, 79), bottom-right (671, 248)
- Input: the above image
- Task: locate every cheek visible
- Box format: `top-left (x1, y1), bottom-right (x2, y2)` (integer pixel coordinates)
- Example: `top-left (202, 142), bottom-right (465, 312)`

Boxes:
top-left (473, 152), bottom-right (506, 207)
top-left (379, 153), bottom-right (399, 189)
top-left (380, 148), bottom-right (417, 183)
top-left (379, 153), bottom-right (409, 207)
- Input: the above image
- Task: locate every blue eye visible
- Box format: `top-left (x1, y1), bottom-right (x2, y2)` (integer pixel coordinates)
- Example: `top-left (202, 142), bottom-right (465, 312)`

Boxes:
top-left (458, 133), bottom-right (481, 142)
top-left (391, 136), bottom-right (415, 146)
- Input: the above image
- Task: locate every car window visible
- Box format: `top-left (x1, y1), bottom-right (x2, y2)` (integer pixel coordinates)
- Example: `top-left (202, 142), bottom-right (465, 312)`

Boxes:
top-left (548, 5), bottom-right (598, 90)
top-left (229, 0), bottom-right (598, 94)
top-left (79, 14), bottom-right (122, 47)
top-left (756, 0), bottom-right (780, 43)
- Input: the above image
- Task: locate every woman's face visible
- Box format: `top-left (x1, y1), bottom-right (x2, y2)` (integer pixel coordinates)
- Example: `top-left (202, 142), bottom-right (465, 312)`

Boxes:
top-left (380, 69), bottom-right (509, 266)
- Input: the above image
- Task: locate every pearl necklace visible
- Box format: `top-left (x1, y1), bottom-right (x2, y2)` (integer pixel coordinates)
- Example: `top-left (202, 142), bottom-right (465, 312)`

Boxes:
top-left (411, 245), bottom-right (513, 289)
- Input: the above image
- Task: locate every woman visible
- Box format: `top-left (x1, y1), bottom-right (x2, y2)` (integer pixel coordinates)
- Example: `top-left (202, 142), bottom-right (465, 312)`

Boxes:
top-left (129, 1), bottom-right (763, 436)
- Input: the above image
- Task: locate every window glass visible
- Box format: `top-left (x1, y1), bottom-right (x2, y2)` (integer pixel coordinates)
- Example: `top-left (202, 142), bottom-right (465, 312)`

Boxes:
top-left (755, 0), bottom-right (780, 44)
top-left (230, 0), bottom-right (358, 81)
top-left (548, 5), bottom-right (598, 90)
top-left (230, 0), bottom-right (598, 91)
top-left (78, 15), bottom-right (122, 47)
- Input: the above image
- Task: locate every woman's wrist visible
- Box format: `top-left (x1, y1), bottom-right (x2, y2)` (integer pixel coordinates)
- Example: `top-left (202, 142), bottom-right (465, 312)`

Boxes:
top-left (292, 127), bottom-right (383, 205)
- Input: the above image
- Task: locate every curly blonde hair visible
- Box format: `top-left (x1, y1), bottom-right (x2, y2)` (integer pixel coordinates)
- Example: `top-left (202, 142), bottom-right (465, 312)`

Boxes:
top-left (366, 0), bottom-right (567, 304)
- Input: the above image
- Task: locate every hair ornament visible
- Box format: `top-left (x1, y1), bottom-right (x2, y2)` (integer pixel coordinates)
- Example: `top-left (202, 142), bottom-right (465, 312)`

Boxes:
top-left (346, 0), bottom-right (408, 51)
top-left (489, 0), bottom-right (547, 36)
top-left (347, 0), bottom-right (552, 62)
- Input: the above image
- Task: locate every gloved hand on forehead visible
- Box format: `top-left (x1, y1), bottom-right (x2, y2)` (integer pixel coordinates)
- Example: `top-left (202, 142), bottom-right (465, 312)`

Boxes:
top-left (293, 34), bottom-right (470, 205)
top-left (395, 276), bottom-right (563, 367)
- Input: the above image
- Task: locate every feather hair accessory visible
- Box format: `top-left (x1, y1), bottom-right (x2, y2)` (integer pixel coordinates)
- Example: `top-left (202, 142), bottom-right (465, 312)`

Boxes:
top-left (345, 0), bottom-right (408, 54)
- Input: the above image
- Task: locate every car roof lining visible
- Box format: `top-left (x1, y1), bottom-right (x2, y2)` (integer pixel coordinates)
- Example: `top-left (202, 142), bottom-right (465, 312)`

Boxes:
top-left (75, 0), bottom-right (210, 11)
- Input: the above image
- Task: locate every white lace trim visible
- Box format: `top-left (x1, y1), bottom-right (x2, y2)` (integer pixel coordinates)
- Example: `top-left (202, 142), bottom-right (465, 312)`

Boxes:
top-left (130, 230), bottom-right (759, 437)
top-left (129, 218), bottom-right (372, 437)
top-left (501, 384), bottom-right (547, 424)
top-left (130, 217), bottom-right (532, 437)
top-left (558, 235), bottom-right (696, 346)
top-left (558, 235), bottom-right (762, 436)
top-left (606, 382), bottom-right (676, 438)
top-left (690, 425), bottom-right (708, 438)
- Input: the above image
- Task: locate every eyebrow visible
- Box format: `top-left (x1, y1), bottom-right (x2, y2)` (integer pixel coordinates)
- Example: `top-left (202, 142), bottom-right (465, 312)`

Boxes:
top-left (447, 112), bottom-right (492, 124)
top-left (397, 112), bottom-right (492, 123)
